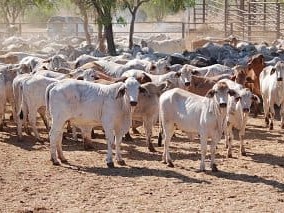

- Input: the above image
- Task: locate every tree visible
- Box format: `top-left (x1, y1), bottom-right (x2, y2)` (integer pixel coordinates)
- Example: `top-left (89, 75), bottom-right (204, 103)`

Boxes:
top-left (0, 0), bottom-right (54, 25)
top-left (87, 0), bottom-right (117, 56)
top-left (143, 0), bottom-right (195, 21)
top-left (120, 0), bottom-right (195, 49)
top-left (120, 0), bottom-right (150, 49)
top-left (72, 0), bottom-right (92, 45)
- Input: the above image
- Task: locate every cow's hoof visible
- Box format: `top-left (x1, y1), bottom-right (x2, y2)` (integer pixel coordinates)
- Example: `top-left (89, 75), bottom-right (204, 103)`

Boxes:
top-left (124, 132), bottom-right (133, 141)
top-left (211, 164), bottom-right (218, 172)
top-left (84, 143), bottom-right (94, 150)
top-left (132, 128), bottom-right (140, 135)
top-left (107, 162), bottom-right (115, 168)
top-left (117, 160), bottom-right (126, 166)
top-left (91, 130), bottom-right (97, 139)
top-left (0, 124), bottom-right (4, 131)
top-left (241, 151), bottom-right (247, 156)
top-left (148, 144), bottom-right (157, 152)
top-left (167, 161), bottom-right (174, 168)
top-left (227, 153), bottom-right (232, 158)
top-left (52, 159), bottom-right (61, 166)
top-left (25, 128), bottom-right (32, 135)
top-left (269, 125), bottom-right (273, 130)
top-left (60, 158), bottom-right (68, 164)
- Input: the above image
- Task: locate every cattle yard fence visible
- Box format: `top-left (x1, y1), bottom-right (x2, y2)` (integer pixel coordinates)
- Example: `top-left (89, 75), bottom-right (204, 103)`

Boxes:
top-left (0, 1), bottom-right (283, 45)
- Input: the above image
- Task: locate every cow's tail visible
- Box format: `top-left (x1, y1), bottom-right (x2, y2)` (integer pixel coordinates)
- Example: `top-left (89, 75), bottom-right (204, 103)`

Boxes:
top-left (17, 82), bottom-right (25, 121)
top-left (45, 82), bottom-right (57, 119)
top-left (157, 102), bottom-right (164, 147)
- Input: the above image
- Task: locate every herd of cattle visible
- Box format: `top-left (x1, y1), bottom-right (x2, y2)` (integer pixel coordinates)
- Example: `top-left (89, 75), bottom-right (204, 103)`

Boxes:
top-left (1, 34), bottom-right (284, 171)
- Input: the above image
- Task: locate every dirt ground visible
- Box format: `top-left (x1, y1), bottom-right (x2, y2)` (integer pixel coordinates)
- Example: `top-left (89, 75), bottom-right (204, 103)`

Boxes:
top-left (0, 113), bottom-right (283, 213)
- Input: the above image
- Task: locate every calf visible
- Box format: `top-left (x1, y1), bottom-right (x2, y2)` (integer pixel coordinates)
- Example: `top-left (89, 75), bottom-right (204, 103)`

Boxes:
top-left (225, 88), bottom-right (260, 157)
top-left (159, 81), bottom-right (236, 171)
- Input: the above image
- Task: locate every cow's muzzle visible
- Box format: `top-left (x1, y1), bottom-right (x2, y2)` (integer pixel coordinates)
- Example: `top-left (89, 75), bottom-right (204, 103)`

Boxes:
top-left (219, 103), bottom-right (227, 108)
top-left (130, 101), bottom-right (137, 107)
top-left (184, 82), bottom-right (190, 87)
top-left (277, 77), bottom-right (283, 81)
top-left (243, 108), bottom-right (250, 113)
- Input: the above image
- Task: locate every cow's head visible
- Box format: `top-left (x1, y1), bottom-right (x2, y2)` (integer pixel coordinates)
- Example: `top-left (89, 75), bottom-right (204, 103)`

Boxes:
top-left (116, 77), bottom-right (147, 107)
top-left (235, 88), bottom-right (260, 113)
top-left (270, 61), bottom-right (284, 82)
top-left (178, 64), bottom-right (197, 87)
top-left (207, 81), bottom-right (236, 108)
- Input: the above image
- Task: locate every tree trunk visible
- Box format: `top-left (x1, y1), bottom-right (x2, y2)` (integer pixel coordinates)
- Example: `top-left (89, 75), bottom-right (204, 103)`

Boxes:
top-left (78, 2), bottom-right (91, 45)
top-left (104, 23), bottom-right (116, 56)
top-left (97, 22), bottom-right (106, 53)
top-left (128, 11), bottom-right (136, 49)
top-left (82, 11), bottom-right (91, 45)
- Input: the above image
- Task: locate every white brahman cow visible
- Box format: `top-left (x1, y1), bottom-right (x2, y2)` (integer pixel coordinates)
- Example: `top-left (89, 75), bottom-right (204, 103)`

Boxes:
top-left (159, 81), bottom-right (236, 171)
top-left (46, 77), bottom-right (146, 167)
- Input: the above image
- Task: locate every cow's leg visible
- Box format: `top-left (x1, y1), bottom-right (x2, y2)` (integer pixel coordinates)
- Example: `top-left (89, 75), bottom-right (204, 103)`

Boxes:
top-left (81, 127), bottom-right (93, 150)
top-left (29, 110), bottom-right (41, 142)
top-left (225, 124), bottom-right (233, 158)
top-left (38, 107), bottom-right (49, 131)
top-left (114, 133), bottom-right (125, 166)
top-left (162, 123), bottom-right (174, 167)
top-left (239, 118), bottom-right (248, 156)
top-left (0, 102), bottom-right (5, 131)
top-left (262, 98), bottom-right (270, 127)
top-left (102, 118), bottom-right (115, 168)
top-left (143, 117), bottom-right (156, 152)
top-left (210, 136), bottom-right (218, 172)
top-left (49, 127), bottom-right (65, 165)
top-left (72, 125), bottom-right (78, 141)
top-left (269, 102), bottom-right (275, 130)
top-left (280, 104), bottom-right (284, 129)
top-left (200, 134), bottom-right (207, 172)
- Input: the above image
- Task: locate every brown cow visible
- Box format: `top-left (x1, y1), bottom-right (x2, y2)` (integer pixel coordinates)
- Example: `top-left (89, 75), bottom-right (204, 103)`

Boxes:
top-left (187, 73), bottom-right (231, 96)
top-left (244, 54), bottom-right (266, 117)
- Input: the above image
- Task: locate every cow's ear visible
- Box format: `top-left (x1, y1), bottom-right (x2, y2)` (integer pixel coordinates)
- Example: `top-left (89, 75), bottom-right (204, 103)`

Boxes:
top-left (116, 86), bottom-right (126, 99)
top-left (228, 89), bottom-right (237, 96)
top-left (115, 76), bottom-right (127, 83)
top-left (192, 70), bottom-right (200, 75)
top-left (270, 68), bottom-right (276, 75)
top-left (43, 58), bottom-right (51, 63)
top-left (165, 65), bottom-right (171, 72)
top-left (76, 76), bottom-right (84, 80)
top-left (245, 76), bottom-right (254, 83)
top-left (230, 75), bottom-right (236, 81)
top-left (157, 81), bottom-right (168, 93)
top-left (175, 71), bottom-right (181, 77)
top-left (139, 86), bottom-right (149, 95)
top-left (235, 96), bottom-right (241, 102)
top-left (251, 94), bottom-right (260, 103)
top-left (206, 89), bottom-right (216, 98)
top-left (141, 73), bottom-right (152, 83)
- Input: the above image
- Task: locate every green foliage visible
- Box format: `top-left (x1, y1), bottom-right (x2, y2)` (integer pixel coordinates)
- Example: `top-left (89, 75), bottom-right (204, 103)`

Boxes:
top-left (142, 0), bottom-right (195, 21)
top-left (25, 4), bottom-right (57, 24)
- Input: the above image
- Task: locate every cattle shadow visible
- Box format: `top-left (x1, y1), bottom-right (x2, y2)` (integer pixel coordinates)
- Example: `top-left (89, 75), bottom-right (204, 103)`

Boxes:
top-left (0, 126), bottom-right (49, 151)
top-left (123, 137), bottom-right (203, 162)
top-left (249, 152), bottom-right (284, 168)
top-left (244, 126), bottom-right (283, 141)
top-left (209, 170), bottom-right (284, 192)
top-left (63, 163), bottom-right (211, 184)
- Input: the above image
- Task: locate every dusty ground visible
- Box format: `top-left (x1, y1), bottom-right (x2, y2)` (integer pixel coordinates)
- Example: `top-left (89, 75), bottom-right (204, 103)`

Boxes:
top-left (0, 113), bottom-right (283, 213)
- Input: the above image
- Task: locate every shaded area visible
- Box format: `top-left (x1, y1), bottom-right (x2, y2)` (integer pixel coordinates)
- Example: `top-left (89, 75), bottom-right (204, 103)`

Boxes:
top-left (210, 170), bottom-right (284, 192)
